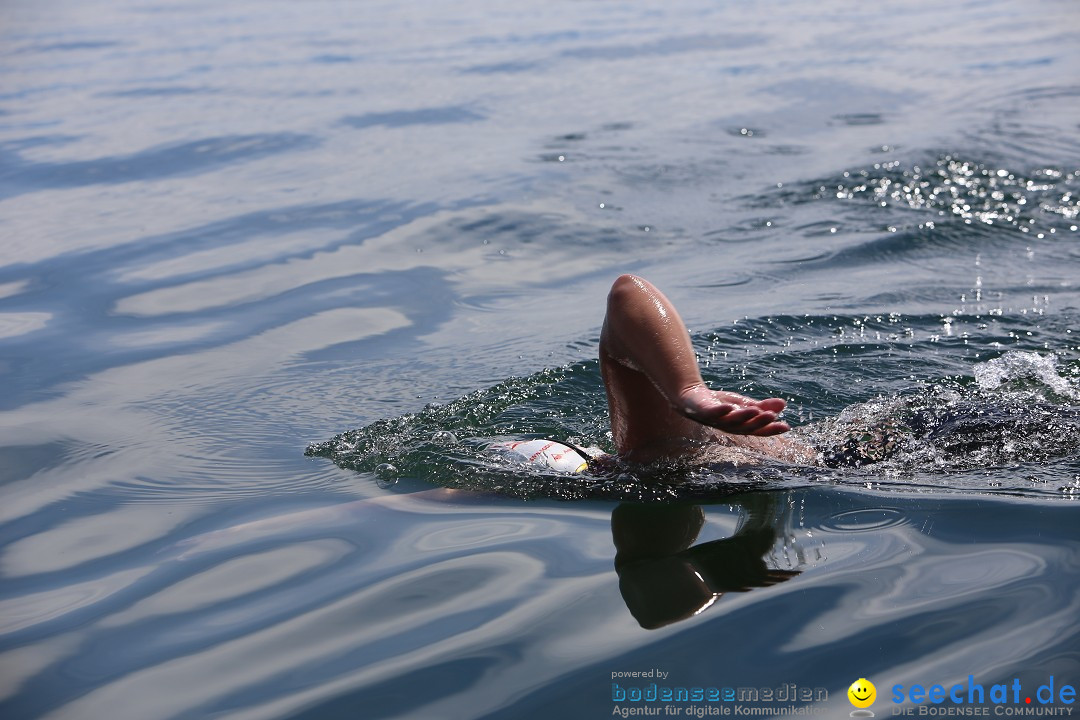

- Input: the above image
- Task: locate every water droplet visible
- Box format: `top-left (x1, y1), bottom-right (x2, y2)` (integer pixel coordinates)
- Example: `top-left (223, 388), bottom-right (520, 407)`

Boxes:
top-left (431, 430), bottom-right (458, 445)
top-left (374, 463), bottom-right (398, 487)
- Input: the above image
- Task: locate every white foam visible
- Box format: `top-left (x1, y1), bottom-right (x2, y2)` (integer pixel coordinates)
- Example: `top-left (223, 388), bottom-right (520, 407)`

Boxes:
top-left (973, 351), bottom-right (1079, 400)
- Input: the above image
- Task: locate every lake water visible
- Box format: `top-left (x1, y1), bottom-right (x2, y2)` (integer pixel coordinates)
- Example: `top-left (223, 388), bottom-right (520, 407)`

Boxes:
top-left (1, 0), bottom-right (1079, 718)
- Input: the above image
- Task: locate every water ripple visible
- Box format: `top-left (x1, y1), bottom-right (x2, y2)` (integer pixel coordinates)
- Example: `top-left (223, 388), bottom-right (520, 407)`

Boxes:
top-left (0, 133), bottom-right (318, 199)
top-left (821, 507), bottom-right (908, 533)
top-left (340, 106), bottom-right (485, 130)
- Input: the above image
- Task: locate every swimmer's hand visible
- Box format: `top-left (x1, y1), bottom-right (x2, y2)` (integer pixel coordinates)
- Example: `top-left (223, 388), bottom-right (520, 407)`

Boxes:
top-left (677, 384), bottom-right (790, 436)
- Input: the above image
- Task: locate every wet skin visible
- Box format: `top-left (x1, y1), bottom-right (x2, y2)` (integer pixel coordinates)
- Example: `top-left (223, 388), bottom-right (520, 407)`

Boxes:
top-left (599, 274), bottom-right (818, 465)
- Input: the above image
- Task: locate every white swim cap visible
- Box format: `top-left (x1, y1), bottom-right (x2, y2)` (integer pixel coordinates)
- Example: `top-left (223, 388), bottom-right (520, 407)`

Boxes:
top-left (490, 439), bottom-right (593, 473)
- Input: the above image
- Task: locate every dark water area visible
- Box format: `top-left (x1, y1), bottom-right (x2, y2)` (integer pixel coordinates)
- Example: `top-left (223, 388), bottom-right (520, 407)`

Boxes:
top-left (1, 0), bottom-right (1079, 718)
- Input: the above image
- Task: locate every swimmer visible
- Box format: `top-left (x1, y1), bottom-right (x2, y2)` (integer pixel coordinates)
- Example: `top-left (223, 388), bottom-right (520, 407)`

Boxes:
top-left (599, 274), bottom-right (818, 466)
top-left (496, 277), bottom-right (1078, 476)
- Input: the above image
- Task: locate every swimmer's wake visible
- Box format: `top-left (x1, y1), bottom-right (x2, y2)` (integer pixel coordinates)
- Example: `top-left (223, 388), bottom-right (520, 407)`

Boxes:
top-left (307, 277), bottom-right (1080, 500)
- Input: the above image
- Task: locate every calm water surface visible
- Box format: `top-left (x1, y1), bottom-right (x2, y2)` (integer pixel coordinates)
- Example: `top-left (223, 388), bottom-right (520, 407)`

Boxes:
top-left (1, 0), bottom-right (1079, 718)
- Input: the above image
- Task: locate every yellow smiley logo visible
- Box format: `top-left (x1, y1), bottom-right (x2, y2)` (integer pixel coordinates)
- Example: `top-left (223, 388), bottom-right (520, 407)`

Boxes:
top-left (848, 678), bottom-right (876, 709)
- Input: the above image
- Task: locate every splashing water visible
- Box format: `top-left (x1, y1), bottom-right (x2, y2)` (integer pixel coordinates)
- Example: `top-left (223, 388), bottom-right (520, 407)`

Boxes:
top-left (972, 351), bottom-right (1079, 401)
top-left (803, 351), bottom-right (1080, 476)
top-left (308, 350), bottom-right (1079, 500)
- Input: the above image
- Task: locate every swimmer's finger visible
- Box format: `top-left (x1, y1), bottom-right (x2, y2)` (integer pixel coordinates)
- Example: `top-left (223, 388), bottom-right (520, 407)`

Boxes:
top-left (756, 398), bottom-right (787, 413)
top-left (738, 412), bottom-right (779, 434)
top-left (751, 421), bottom-right (791, 436)
top-left (708, 403), bottom-right (737, 418)
top-left (719, 407), bottom-right (760, 426)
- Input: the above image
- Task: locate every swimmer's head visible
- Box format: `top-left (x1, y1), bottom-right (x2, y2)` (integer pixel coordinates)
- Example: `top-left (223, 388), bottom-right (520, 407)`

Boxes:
top-left (489, 439), bottom-right (592, 473)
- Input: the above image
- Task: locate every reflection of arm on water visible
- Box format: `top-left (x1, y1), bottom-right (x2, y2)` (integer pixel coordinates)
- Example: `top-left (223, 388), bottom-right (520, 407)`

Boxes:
top-left (611, 493), bottom-right (825, 629)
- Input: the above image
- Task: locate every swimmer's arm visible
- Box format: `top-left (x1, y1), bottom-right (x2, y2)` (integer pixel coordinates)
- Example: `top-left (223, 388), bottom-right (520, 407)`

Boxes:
top-left (603, 274), bottom-right (789, 436)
